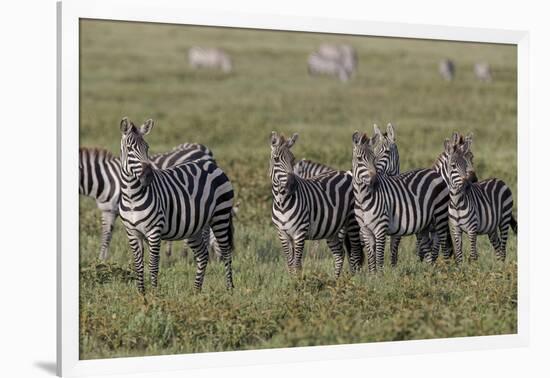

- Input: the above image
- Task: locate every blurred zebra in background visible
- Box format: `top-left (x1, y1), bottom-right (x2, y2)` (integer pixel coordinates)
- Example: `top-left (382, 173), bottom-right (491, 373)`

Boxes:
top-left (118, 118), bottom-right (235, 293)
top-left (439, 58), bottom-right (455, 81)
top-left (318, 44), bottom-right (358, 75)
top-left (307, 52), bottom-right (350, 82)
top-left (351, 131), bottom-right (449, 271)
top-left (443, 134), bottom-right (516, 262)
top-left (79, 141), bottom-right (216, 260)
top-left (474, 62), bottom-right (492, 82)
top-left (270, 131), bottom-right (363, 275)
top-left (188, 47), bottom-right (232, 73)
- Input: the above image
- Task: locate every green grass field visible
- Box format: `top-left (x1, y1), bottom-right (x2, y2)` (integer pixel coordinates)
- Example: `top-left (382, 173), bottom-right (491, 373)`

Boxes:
top-left (79, 19), bottom-right (518, 359)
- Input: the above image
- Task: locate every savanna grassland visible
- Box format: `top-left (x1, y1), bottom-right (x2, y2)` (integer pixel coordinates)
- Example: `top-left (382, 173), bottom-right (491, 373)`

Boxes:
top-left (79, 19), bottom-right (518, 359)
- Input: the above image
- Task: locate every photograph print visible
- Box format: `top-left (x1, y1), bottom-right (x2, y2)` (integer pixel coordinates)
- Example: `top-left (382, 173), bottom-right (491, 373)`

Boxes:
top-left (78, 19), bottom-right (518, 359)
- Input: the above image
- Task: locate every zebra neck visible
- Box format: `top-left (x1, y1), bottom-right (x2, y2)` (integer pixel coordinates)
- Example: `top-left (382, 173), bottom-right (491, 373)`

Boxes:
top-left (120, 167), bottom-right (146, 198)
top-left (449, 186), bottom-right (471, 209)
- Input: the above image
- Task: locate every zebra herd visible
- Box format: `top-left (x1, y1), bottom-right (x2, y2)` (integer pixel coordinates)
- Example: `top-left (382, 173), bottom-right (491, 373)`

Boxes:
top-left (80, 118), bottom-right (516, 294)
top-left (187, 44), bottom-right (492, 83)
top-left (271, 124), bottom-right (516, 276)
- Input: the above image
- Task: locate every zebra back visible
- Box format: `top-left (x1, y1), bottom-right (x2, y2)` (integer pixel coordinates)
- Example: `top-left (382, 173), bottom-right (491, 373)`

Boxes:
top-left (293, 159), bottom-right (336, 179)
top-left (150, 142), bottom-right (215, 169)
top-left (188, 47), bottom-right (232, 73)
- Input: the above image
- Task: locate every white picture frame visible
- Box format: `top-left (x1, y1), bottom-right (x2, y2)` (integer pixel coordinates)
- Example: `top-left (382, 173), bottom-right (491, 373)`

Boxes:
top-left (57, 0), bottom-right (529, 376)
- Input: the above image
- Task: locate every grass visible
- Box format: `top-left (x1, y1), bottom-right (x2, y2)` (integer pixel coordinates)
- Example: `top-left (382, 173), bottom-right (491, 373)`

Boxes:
top-left (79, 19), bottom-right (518, 359)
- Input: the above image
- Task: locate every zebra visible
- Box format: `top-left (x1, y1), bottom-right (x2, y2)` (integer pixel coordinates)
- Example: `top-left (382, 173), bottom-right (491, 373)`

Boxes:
top-left (270, 131), bottom-right (363, 276)
top-left (474, 62), bottom-right (492, 82)
top-left (307, 52), bottom-right (350, 82)
top-left (444, 134), bottom-right (516, 262)
top-left (118, 117), bottom-right (235, 293)
top-left (318, 43), bottom-right (358, 75)
top-left (188, 47), bottom-right (232, 73)
top-left (351, 131), bottom-right (449, 271)
top-left (79, 148), bottom-right (122, 260)
top-left (439, 58), bottom-right (455, 81)
top-left (79, 142), bottom-right (215, 260)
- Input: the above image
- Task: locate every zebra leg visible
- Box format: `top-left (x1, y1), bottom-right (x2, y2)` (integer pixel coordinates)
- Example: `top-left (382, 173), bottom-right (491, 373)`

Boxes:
top-left (374, 232), bottom-right (387, 270)
top-left (467, 231), bottom-right (478, 261)
top-left (429, 226), bottom-right (445, 264)
top-left (146, 233), bottom-right (162, 289)
top-left (326, 237), bottom-right (345, 278)
top-left (165, 241), bottom-right (173, 257)
top-left (443, 226), bottom-right (454, 260)
top-left (362, 228), bottom-right (377, 273)
top-left (99, 211), bottom-right (117, 260)
top-left (345, 212), bottom-right (363, 273)
top-left (390, 236), bottom-right (401, 267)
top-left (127, 233), bottom-right (145, 294)
top-left (293, 234), bottom-right (306, 274)
top-left (187, 233), bottom-right (210, 291)
top-left (450, 223), bottom-right (463, 264)
top-left (498, 221), bottom-right (511, 262)
top-left (209, 211), bottom-right (235, 289)
top-left (488, 231), bottom-right (501, 257)
top-left (278, 229), bottom-right (294, 274)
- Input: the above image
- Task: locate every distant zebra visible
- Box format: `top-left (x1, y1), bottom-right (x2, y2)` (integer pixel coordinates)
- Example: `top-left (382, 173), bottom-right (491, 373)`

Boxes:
top-left (79, 142), bottom-right (214, 260)
top-left (119, 117), bottom-right (235, 293)
top-left (439, 58), bottom-right (455, 81)
top-left (318, 44), bottom-right (358, 75)
top-left (474, 62), bottom-right (492, 82)
top-left (351, 131), bottom-right (449, 271)
top-left (444, 134), bottom-right (516, 262)
top-left (270, 132), bottom-right (362, 275)
top-left (307, 52), bottom-right (350, 82)
top-left (188, 47), bottom-right (232, 73)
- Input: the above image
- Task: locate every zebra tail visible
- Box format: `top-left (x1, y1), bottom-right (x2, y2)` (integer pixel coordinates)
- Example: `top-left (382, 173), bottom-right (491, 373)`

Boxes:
top-left (510, 215), bottom-right (518, 234)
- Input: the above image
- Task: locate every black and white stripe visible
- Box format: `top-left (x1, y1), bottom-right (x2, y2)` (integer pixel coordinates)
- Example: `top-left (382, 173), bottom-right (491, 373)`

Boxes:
top-left (270, 131), bottom-right (362, 276)
top-left (79, 148), bottom-right (122, 260)
top-left (118, 117), bottom-right (235, 293)
top-left (443, 135), bottom-right (516, 262)
top-left (351, 131), bottom-right (449, 271)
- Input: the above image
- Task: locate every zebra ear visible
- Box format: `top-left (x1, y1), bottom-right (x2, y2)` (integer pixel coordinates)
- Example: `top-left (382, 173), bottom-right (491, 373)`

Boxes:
top-left (352, 131), bottom-right (361, 145)
top-left (120, 117), bottom-right (132, 134)
top-left (139, 119), bottom-right (154, 136)
top-left (373, 124), bottom-right (382, 137)
top-left (451, 132), bottom-right (460, 146)
top-left (444, 138), bottom-right (453, 154)
top-left (386, 123), bottom-right (396, 142)
top-left (270, 131), bottom-right (279, 146)
top-left (139, 162), bottom-right (154, 187)
top-left (287, 133), bottom-right (298, 148)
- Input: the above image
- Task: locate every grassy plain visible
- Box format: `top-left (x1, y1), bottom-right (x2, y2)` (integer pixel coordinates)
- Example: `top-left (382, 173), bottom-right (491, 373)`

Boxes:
top-left (79, 20), bottom-right (518, 359)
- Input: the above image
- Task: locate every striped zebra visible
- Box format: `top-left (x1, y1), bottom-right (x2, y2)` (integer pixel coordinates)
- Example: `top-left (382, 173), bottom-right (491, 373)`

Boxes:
top-left (79, 142), bottom-right (215, 260)
top-left (439, 58), bottom-right (455, 81)
top-left (293, 159), bottom-right (336, 178)
top-left (188, 47), bottom-right (232, 73)
top-left (351, 131), bottom-right (449, 271)
top-left (270, 131), bottom-right (362, 276)
top-left (79, 148), bottom-right (122, 260)
top-left (307, 52), bottom-right (350, 82)
top-left (318, 44), bottom-right (358, 75)
top-left (444, 134), bottom-right (516, 262)
top-left (118, 117), bottom-right (235, 293)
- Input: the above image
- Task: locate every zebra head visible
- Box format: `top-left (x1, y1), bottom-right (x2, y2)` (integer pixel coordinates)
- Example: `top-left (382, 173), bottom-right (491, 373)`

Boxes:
top-left (435, 132), bottom-right (468, 186)
top-left (119, 117), bottom-right (154, 181)
top-left (269, 131), bottom-right (298, 185)
top-left (447, 134), bottom-right (476, 191)
top-left (372, 123), bottom-right (400, 176)
top-left (352, 131), bottom-right (378, 189)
